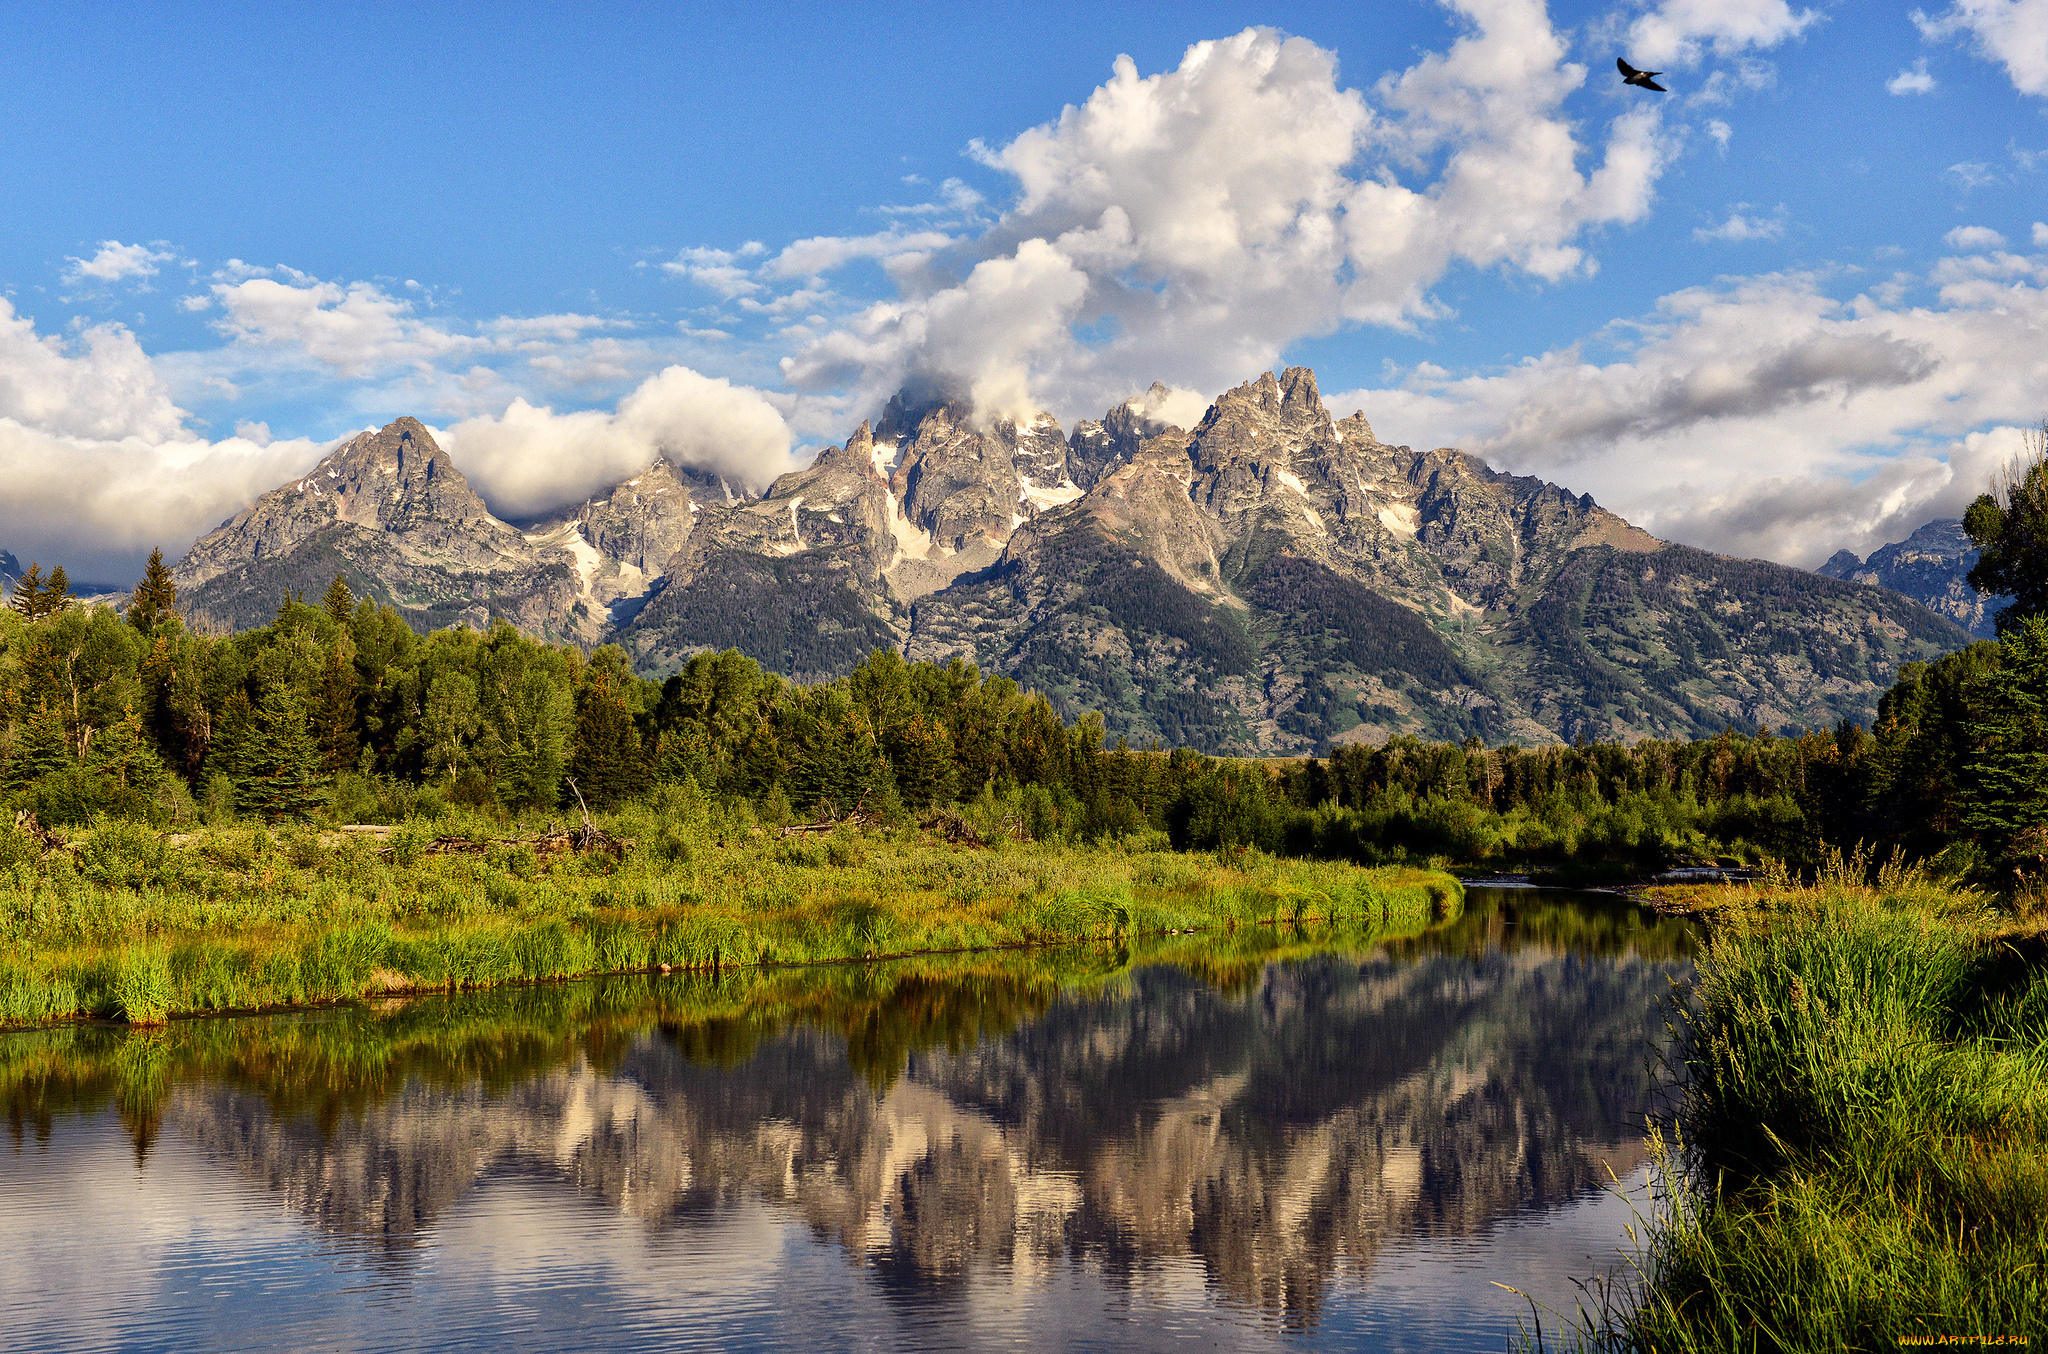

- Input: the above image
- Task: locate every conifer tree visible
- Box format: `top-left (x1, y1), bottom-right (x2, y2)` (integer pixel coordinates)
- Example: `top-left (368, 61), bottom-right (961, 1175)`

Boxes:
top-left (1963, 616), bottom-right (2048, 863)
top-left (8, 563), bottom-right (61, 621)
top-left (314, 644), bottom-right (359, 771)
top-left (323, 575), bottom-right (356, 626)
top-left (734, 721), bottom-right (785, 798)
top-left (234, 684), bottom-right (331, 821)
top-left (888, 713), bottom-right (956, 809)
top-left (789, 709), bottom-right (887, 817)
top-left (568, 650), bottom-right (646, 808)
top-left (3, 701), bottom-right (74, 790)
top-left (83, 707), bottom-right (173, 805)
top-left (208, 687), bottom-right (258, 791)
top-left (127, 548), bottom-right (178, 632)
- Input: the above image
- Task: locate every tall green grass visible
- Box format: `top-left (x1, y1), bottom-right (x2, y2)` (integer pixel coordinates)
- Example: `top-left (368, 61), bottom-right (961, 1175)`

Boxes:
top-left (0, 918), bottom-right (1447, 1133)
top-left (1542, 869), bottom-right (2048, 1351)
top-left (0, 802), bottom-right (1461, 1026)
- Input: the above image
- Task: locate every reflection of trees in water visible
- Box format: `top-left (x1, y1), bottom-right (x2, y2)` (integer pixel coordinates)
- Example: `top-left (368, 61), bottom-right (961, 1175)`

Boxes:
top-left (6, 907), bottom-right (1689, 1326)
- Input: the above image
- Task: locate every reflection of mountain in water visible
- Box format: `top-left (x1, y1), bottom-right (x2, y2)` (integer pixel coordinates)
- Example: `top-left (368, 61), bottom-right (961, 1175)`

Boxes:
top-left (165, 906), bottom-right (1687, 1321)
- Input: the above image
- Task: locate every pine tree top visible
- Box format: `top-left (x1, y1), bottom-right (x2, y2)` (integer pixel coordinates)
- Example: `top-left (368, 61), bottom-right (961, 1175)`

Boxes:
top-left (129, 547), bottom-right (178, 632)
top-left (8, 562), bottom-right (69, 622)
top-left (323, 575), bottom-right (357, 625)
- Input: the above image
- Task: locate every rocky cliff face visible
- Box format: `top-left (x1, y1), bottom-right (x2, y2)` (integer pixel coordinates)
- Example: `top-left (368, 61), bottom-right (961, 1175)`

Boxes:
top-left (171, 372), bottom-right (1972, 749)
top-left (1818, 518), bottom-right (1998, 639)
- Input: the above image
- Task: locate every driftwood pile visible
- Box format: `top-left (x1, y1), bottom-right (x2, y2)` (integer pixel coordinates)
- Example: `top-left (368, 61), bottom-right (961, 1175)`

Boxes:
top-left (377, 821), bottom-right (633, 863)
top-left (11, 810), bottom-right (69, 855)
top-left (918, 811), bottom-right (988, 847)
top-left (781, 808), bottom-right (883, 838)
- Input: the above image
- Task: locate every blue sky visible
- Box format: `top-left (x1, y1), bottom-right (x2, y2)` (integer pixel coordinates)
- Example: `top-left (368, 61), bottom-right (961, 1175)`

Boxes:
top-left (4, 0), bottom-right (2048, 581)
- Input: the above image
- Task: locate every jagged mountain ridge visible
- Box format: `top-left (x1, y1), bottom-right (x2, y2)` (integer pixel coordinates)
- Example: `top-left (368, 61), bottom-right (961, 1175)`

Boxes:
top-left (1817, 518), bottom-right (1999, 639)
top-left (173, 417), bottom-right (722, 641)
top-left (169, 370), bottom-right (1971, 750)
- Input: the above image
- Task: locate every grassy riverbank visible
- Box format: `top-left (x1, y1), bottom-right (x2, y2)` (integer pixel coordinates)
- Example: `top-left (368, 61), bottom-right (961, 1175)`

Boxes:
top-left (1556, 865), bottom-right (2048, 1350)
top-left (0, 794), bottom-right (1461, 1027)
top-left (0, 915), bottom-right (1479, 1141)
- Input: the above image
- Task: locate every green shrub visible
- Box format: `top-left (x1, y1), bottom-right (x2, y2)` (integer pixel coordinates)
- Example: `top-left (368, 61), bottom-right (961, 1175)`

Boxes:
top-left (389, 819), bottom-right (436, 868)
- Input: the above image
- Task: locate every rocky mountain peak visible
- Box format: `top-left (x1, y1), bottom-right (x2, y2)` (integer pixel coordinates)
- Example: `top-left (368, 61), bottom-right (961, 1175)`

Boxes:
top-left (1069, 392), bottom-right (1185, 491)
top-left (167, 369), bottom-right (1973, 754)
top-left (1816, 517), bottom-right (1997, 638)
top-left (174, 417), bottom-right (525, 598)
top-left (1336, 411), bottom-right (1375, 444)
top-left (893, 403), bottom-right (1036, 553)
top-left (845, 419), bottom-right (876, 463)
top-left (1277, 365), bottom-right (1323, 414)
top-left (174, 415), bottom-right (584, 638)
top-left (313, 417), bottom-right (497, 535)
top-left (572, 455), bottom-right (697, 575)
top-left (1195, 367), bottom-right (1337, 453)
top-left (805, 422), bottom-right (886, 484)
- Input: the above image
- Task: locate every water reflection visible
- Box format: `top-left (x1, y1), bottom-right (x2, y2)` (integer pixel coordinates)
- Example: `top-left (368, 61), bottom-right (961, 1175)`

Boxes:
top-left (0, 889), bottom-right (1691, 1351)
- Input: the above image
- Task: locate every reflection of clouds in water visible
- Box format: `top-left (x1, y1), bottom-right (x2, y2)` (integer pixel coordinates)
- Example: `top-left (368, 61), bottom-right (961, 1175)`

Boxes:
top-left (1, 920), bottom-right (1685, 1351)
top-left (1, 1120), bottom-right (1653, 1352)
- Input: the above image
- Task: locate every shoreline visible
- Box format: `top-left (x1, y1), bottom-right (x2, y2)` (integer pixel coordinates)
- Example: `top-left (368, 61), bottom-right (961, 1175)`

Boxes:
top-left (0, 826), bottom-right (1464, 1029)
top-left (0, 905), bottom-right (1458, 1034)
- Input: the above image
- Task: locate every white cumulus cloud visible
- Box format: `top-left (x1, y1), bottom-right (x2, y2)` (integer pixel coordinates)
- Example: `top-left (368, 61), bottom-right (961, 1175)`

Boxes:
top-left (764, 230), bottom-right (958, 280)
top-left (0, 299), bottom-right (189, 442)
top-left (1626, 0), bottom-right (1822, 67)
top-left (208, 271), bottom-right (478, 376)
top-left (62, 240), bottom-right (179, 286)
top-left (782, 13), bottom-right (1680, 426)
top-left (1945, 224), bottom-right (2008, 250)
top-left (1328, 244), bottom-right (2048, 567)
top-left (1695, 205), bottom-right (1788, 242)
top-left (441, 365), bottom-right (799, 520)
top-left (1916, 0), bottom-right (2048, 96)
top-left (0, 302), bottom-right (323, 576)
top-left (1888, 58), bottom-right (1938, 93)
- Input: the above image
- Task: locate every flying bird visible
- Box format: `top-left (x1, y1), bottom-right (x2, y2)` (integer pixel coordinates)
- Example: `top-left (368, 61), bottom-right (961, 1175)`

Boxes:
top-left (1618, 58), bottom-right (1668, 92)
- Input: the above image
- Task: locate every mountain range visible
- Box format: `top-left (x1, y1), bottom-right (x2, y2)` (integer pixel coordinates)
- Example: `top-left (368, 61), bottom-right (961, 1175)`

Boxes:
top-left (1816, 518), bottom-right (1999, 639)
top-left (151, 366), bottom-right (1972, 752)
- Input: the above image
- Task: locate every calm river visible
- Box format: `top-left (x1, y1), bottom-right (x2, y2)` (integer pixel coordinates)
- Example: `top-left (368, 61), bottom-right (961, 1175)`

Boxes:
top-left (0, 887), bottom-right (1691, 1352)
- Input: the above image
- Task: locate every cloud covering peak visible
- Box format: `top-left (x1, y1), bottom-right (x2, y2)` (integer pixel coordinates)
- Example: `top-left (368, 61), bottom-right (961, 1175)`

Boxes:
top-left (776, 13), bottom-right (1673, 426)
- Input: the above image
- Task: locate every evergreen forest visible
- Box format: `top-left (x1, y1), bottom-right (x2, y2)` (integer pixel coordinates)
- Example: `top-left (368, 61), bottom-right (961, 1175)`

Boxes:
top-left (4, 534), bottom-right (2044, 886)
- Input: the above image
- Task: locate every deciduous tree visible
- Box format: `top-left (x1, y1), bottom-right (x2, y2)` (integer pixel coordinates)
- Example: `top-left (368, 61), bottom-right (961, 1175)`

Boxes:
top-left (1965, 419), bottom-right (2048, 632)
